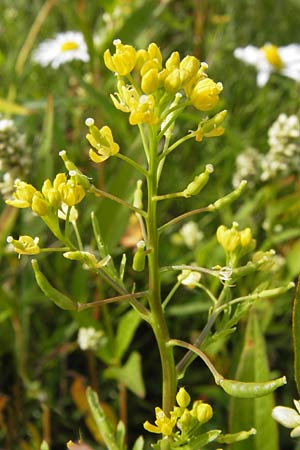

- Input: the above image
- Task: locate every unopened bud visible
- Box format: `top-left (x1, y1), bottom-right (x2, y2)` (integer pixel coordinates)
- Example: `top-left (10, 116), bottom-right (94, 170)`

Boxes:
top-left (133, 240), bottom-right (146, 272)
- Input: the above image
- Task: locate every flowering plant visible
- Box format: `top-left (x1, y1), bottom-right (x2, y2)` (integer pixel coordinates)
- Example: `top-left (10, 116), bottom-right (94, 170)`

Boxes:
top-left (5, 40), bottom-right (295, 450)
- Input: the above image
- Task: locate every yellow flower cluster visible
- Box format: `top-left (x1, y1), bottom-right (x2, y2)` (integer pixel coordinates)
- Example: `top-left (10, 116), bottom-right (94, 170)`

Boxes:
top-left (143, 387), bottom-right (213, 437)
top-left (104, 40), bottom-right (223, 126)
top-left (216, 222), bottom-right (254, 255)
top-left (6, 173), bottom-right (85, 217)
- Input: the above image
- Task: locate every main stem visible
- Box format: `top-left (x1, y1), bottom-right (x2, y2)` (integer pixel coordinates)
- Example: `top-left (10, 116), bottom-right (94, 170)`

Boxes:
top-left (146, 128), bottom-right (177, 414)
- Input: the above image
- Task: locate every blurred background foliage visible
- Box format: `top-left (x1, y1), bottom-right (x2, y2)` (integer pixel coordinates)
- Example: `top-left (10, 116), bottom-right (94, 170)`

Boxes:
top-left (1, 0), bottom-right (300, 449)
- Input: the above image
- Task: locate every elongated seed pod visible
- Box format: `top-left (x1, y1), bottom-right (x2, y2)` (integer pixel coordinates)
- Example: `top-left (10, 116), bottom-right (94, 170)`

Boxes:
top-left (31, 259), bottom-right (77, 310)
top-left (183, 164), bottom-right (214, 198)
top-left (219, 376), bottom-right (286, 398)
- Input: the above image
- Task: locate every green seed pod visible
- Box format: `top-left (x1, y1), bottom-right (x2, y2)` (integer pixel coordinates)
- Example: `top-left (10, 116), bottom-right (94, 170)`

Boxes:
top-left (183, 164), bottom-right (214, 198)
top-left (133, 240), bottom-right (146, 272)
top-left (219, 376), bottom-right (286, 398)
top-left (31, 259), bottom-right (77, 310)
top-left (211, 180), bottom-right (247, 210)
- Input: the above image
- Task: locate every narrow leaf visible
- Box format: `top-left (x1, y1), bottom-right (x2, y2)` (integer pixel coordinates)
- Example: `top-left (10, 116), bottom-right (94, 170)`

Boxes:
top-left (229, 309), bottom-right (279, 450)
top-left (293, 278), bottom-right (300, 396)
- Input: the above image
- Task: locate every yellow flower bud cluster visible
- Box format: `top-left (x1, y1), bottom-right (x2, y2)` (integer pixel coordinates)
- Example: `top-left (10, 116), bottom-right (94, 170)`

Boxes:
top-left (104, 40), bottom-right (223, 127)
top-left (216, 222), bottom-right (255, 262)
top-left (144, 387), bottom-right (214, 438)
top-left (6, 172), bottom-right (86, 217)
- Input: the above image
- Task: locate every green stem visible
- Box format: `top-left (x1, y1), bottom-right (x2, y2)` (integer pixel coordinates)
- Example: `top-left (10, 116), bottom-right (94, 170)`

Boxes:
top-left (146, 126), bottom-right (177, 413)
top-left (158, 206), bottom-right (211, 233)
top-left (89, 185), bottom-right (147, 218)
top-left (115, 152), bottom-right (148, 177)
top-left (168, 339), bottom-right (223, 384)
top-left (176, 283), bottom-right (231, 378)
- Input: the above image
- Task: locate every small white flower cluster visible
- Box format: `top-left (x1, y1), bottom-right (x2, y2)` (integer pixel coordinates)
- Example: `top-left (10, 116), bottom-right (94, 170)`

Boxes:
top-left (261, 113), bottom-right (300, 181)
top-left (233, 113), bottom-right (300, 187)
top-left (272, 400), bottom-right (300, 438)
top-left (232, 147), bottom-right (262, 188)
top-left (0, 116), bottom-right (30, 198)
top-left (77, 327), bottom-right (103, 351)
top-left (171, 221), bottom-right (203, 249)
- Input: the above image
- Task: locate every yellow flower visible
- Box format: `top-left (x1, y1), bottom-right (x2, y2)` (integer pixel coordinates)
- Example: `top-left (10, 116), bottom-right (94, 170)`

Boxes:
top-left (216, 222), bottom-right (254, 254)
top-left (216, 223), bottom-right (241, 253)
top-left (7, 235), bottom-right (40, 255)
top-left (129, 94), bottom-right (157, 125)
top-left (42, 178), bottom-right (62, 208)
top-left (104, 39), bottom-right (137, 76)
top-left (31, 191), bottom-right (50, 216)
top-left (85, 118), bottom-right (120, 163)
top-left (6, 180), bottom-right (37, 208)
top-left (58, 180), bottom-right (85, 206)
top-left (190, 78), bottom-right (223, 111)
top-left (144, 407), bottom-right (176, 436)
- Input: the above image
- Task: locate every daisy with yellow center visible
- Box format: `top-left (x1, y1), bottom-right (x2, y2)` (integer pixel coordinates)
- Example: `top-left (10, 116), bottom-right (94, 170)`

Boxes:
top-left (33, 31), bottom-right (89, 69)
top-left (234, 43), bottom-right (300, 86)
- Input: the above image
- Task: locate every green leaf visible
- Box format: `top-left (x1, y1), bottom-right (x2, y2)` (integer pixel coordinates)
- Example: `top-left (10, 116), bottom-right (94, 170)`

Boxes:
top-left (86, 387), bottom-right (120, 450)
top-left (116, 421), bottom-right (126, 450)
top-left (115, 309), bottom-right (141, 360)
top-left (131, 435), bottom-right (144, 450)
top-left (229, 310), bottom-right (279, 450)
top-left (293, 278), bottom-right (300, 396)
top-left (104, 351), bottom-right (145, 398)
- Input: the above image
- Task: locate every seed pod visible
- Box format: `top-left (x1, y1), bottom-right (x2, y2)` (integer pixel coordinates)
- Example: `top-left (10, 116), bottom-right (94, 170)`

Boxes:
top-left (183, 164), bottom-right (214, 198)
top-left (31, 259), bottom-right (77, 310)
top-left (211, 180), bottom-right (247, 210)
top-left (132, 240), bottom-right (146, 272)
top-left (219, 376), bottom-right (287, 398)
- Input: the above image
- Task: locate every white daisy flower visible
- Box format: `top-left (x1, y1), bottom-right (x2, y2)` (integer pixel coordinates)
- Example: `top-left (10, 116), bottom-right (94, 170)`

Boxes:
top-left (33, 31), bottom-right (89, 69)
top-left (234, 43), bottom-right (300, 87)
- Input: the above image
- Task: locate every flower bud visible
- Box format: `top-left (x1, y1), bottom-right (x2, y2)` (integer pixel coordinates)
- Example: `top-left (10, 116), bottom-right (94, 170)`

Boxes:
top-left (190, 78), bottom-right (223, 111)
top-left (141, 68), bottom-right (159, 94)
top-left (176, 387), bottom-right (191, 408)
top-left (164, 68), bottom-right (182, 93)
top-left (165, 51), bottom-right (180, 71)
top-left (240, 227), bottom-right (252, 247)
top-left (194, 402), bottom-right (213, 424)
top-left (180, 55), bottom-right (200, 83)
